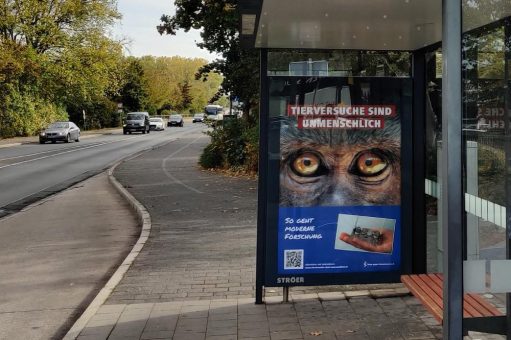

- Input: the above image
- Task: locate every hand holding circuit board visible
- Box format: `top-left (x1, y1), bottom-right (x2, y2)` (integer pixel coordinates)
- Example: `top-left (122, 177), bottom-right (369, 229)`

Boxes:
top-left (339, 227), bottom-right (394, 253)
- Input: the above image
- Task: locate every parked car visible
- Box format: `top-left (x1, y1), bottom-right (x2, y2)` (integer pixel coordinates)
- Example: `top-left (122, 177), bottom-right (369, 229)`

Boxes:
top-left (167, 114), bottom-right (184, 127)
top-left (123, 112), bottom-right (150, 134)
top-left (192, 113), bottom-right (205, 123)
top-left (149, 117), bottom-right (165, 131)
top-left (39, 121), bottom-right (80, 144)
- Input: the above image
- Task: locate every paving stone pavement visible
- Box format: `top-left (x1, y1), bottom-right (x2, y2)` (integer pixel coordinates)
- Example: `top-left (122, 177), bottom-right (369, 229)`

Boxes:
top-left (75, 131), bottom-right (505, 339)
top-left (80, 296), bottom-right (446, 340)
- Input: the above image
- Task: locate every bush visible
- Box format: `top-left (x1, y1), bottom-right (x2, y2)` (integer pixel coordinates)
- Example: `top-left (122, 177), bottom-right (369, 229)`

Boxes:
top-left (199, 117), bottom-right (259, 173)
top-left (199, 143), bottom-right (223, 168)
top-left (67, 97), bottom-right (120, 130)
top-left (242, 124), bottom-right (259, 172)
top-left (0, 90), bottom-right (68, 137)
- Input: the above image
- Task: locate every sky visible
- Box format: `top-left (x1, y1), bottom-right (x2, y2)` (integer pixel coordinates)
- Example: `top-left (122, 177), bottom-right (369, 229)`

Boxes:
top-left (112, 0), bottom-right (218, 61)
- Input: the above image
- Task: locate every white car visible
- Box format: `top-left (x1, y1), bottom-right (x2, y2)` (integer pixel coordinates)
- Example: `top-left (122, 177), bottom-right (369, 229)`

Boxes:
top-left (149, 118), bottom-right (165, 131)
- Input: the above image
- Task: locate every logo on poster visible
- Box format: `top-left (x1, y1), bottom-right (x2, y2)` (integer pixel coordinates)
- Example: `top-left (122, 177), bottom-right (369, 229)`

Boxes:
top-left (277, 277), bottom-right (305, 284)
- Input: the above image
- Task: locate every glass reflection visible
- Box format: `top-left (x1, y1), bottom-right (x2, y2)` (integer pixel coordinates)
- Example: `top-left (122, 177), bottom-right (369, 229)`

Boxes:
top-left (267, 51), bottom-right (411, 78)
top-left (461, 15), bottom-right (510, 326)
top-left (425, 50), bottom-right (443, 273)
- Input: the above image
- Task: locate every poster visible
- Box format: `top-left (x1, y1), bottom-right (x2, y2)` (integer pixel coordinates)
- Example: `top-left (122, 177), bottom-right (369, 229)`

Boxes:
top-left (272, 77), bottom-right (403, 277)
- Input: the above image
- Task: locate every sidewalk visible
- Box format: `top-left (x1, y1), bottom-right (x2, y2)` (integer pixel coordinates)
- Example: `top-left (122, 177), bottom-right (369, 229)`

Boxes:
top-left (71, 131), bottom-right (502, 340)
top-left (0, 173), bottom-right (138, 340)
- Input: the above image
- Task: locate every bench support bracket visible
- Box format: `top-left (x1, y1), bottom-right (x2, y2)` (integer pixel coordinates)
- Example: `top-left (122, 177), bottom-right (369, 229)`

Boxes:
top-left (463, 316), bottom-right (507, 335)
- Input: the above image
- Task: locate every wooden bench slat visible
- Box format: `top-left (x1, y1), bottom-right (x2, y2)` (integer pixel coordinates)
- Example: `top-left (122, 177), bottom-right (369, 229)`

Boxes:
top-left (415, 274), bottom-right (473, 318)
top-left (426, 274), bottom-right (480, 318)
top-left (401, 273), bottom-right (503, 324)
top-left (418, 274), bottom-right (442, 298)
top-left (431, 273), bottom-right (502, 317)
top-left (401, 275), bottom-right (443, 322)
top-left (466, 294), bottom-right (502, 317)
top-left (465, 294), bottom-right (494, 317)
top-left (412, 275), bottom-right (443, 304)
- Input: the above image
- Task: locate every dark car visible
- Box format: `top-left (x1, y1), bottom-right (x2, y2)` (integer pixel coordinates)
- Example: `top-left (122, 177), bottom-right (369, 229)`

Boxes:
top-left (167, 114), bottom-right (184, 127)
top-left (192, 113), bottom-right (205, 123)
top-left (123, 112), bottom-right (150, 134)
top-left (39, 121), bottom-right (80, 144)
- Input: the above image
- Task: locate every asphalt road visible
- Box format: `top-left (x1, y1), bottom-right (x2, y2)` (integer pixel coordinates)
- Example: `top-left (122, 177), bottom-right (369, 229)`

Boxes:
top-left (0, 122), bottom-right (205, 339)
top-left (0, 123), bottom-right (203, 216)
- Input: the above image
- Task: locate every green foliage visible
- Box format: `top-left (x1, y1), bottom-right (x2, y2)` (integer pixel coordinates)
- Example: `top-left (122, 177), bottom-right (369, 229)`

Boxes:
top-left (241, 123), bottom-right (259, 172)
top-left (0, 0), bottom-right (119, 54)
top-left (177, 80), bottom-right (193, 111)
top-left (120, 58), bottom-right (149, 112)
top-left (463, 0), bottom-right (511, 31)
top-left (199, 143), bottom-right (224, 169)
top-left (199, 118), bottom-right (259, 172)
top-left (138, 56), bottom-right (223, 115)
top-left (158, 0), bottom-right (260, 123)
top-left (160, 109), bottom-right (172, 116)
top-left (0, 90), bottom-right (68, 137)
top-left (67, 96), bottom-right (119, 130)
top-left (146, 104), bottom-right (158, 116)
top-left (159, 0), bottom-right (261, 173)
top-left (158, 102), bottom-right (173, 113)
top-left (0, 0), bottom-right (127, 137)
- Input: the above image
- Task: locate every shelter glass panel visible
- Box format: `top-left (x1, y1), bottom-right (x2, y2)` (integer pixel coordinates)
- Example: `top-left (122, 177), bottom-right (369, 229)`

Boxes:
top-left (425, 50), bottom-right (443, 273)
top-left (461, 9), bottom-right (511, 321)
top-left (267, 51), bottom-right (411, 77)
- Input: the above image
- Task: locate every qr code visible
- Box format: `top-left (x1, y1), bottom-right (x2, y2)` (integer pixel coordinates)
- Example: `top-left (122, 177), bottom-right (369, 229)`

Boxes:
top-left (284, 249), bottom-right (304, 269)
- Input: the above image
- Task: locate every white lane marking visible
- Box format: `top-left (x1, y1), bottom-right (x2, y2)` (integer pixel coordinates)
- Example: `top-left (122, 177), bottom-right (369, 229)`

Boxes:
top-left (0, 136), bottom-right (179, 209)
top-left (0, 137), bottom-right (138, 170)
top-left (161, 135), bottom-right (204, 194)
top-left (0, 142), bottom-right (107, 162)
top-left (0, 126), bottom-right (201, 207)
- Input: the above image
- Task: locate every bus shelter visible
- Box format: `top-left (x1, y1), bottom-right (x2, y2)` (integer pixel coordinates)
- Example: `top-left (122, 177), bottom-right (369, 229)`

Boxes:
top-left (240, 0), bottom-right (511, 337)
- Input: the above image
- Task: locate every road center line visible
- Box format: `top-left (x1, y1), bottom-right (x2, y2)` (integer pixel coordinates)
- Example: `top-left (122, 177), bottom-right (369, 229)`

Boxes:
top-left (0, 142), bottom-right (107, 162)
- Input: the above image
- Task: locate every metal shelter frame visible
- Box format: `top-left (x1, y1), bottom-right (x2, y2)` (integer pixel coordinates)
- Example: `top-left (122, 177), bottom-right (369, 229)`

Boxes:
top-left (241, 0), bottom-right (511, 336)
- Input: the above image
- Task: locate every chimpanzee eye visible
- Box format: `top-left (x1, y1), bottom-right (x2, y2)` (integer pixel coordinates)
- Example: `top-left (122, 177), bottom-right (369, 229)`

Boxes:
top-left (351, 150), bottom-right (388, 177)
top-left (289, 151), bottom-right (327, 177)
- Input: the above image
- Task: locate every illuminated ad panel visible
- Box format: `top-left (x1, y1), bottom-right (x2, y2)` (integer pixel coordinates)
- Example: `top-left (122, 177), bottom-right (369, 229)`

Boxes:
top-left (264, 76), bottom-right (411, 286)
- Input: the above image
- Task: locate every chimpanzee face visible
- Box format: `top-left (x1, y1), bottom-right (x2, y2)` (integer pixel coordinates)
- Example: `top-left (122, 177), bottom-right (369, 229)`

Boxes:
top-left (279, 117), bottom-right (401, 207)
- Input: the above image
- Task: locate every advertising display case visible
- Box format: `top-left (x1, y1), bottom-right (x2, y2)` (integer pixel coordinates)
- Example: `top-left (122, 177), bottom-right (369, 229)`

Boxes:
top-left (261, 75), bottom-right (413, 286)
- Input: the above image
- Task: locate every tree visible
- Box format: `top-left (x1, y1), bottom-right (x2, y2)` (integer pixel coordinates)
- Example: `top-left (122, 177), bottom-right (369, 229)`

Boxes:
top-left (0, 0), bottom-right (126, 136)
top-left (178, 80), bottom-right (193, 111)
top-left (158, 0), bottom-right (260, 124)
top-left (0, 0), bottom-right (119, 54)
top-left (120, 58), bottom-right (149, 112)
top-left (138, 56), bottom-right (224, 114)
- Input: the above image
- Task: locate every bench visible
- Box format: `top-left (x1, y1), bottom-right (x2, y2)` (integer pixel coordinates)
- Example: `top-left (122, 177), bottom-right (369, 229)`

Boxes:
top-left (401, 273), bottom-right (506, 334)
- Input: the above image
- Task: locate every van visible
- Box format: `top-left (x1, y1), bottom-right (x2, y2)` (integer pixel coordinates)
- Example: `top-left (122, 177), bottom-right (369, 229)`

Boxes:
top-left (204, 105), bottom-right (223, 127)
top-left (123, 112), bottom-right (150, 134)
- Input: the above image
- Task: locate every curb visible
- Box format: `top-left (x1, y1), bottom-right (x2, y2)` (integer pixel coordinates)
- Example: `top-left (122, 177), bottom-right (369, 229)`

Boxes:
top-left (0, 143), bottom-right (22, 148)
top-left (63, 157), bottom-right (153, 340)
top-left (62, 136), bottom-right (179, 339)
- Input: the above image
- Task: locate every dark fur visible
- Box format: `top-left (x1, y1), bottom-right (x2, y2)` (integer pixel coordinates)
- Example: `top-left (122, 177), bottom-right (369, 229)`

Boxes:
top-left (278, 116), bottom-right (401, 207)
